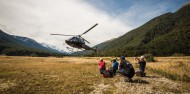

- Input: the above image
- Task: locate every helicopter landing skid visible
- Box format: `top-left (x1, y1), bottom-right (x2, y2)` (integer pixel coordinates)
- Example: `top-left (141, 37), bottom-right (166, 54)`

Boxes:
top-left (66, 47), bottom-right (82, 52)
top-left (66, 47), bottom-right (74, 52)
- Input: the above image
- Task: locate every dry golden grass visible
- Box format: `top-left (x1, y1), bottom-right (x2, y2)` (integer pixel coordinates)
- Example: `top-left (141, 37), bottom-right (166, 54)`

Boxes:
top-left (146, 57), bottom-right (190, 81)
top-left (145, 56), bottom-right (190, 92)
top-left (0, 56), bottom-right (190, 94)
top-left (0, 56), bottom-right (113, 94)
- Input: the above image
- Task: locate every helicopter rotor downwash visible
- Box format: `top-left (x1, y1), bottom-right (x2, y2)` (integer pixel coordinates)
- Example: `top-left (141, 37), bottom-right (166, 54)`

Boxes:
top-left (50, 23), bottom-right (98, 52)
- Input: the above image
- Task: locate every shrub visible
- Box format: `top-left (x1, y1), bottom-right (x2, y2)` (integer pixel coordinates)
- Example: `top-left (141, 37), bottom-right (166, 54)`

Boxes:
top-left (173, 53), bottom-right (185, 57)
top-left (144, 54), bottom-right (156, 62)
top-left (30, 53), bottom-right (37, 57)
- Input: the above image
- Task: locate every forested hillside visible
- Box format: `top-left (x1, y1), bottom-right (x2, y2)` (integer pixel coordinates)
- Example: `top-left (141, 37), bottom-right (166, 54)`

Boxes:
top-left (84, 3), bottom-right (190, 56)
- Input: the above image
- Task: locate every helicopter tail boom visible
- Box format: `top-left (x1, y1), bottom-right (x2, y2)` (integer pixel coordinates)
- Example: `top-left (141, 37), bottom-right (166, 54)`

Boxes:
top-left (50, 34), bottom-right (75, 36)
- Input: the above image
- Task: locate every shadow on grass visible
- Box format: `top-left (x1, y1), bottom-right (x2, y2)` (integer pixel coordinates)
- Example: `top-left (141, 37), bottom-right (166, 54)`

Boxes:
top-left (145, 75), bottom-right (160, 78)
top-left (131, 79), bottom-right (149, 84)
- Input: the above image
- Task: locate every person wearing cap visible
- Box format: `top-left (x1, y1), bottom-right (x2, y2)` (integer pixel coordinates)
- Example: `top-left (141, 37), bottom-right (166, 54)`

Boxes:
top-left (134, 55), bottom-right (146, 77)
top-left (117, 56), bottom-right (135, 82)
top-left (98, 58), bottom-right (106, 74)
top-left (98, 58), bottom-right (111, 77)
top-left (111, 59), bottom-right (119, 75)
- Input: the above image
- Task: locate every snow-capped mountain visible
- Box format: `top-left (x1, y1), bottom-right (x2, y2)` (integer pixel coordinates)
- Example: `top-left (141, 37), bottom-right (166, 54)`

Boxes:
top-left (12, 36), bottom-right (67, 54)
top-left (0, 29), bottom-right (68, 55)
top-left (40, 43), bottom-right (68, 54)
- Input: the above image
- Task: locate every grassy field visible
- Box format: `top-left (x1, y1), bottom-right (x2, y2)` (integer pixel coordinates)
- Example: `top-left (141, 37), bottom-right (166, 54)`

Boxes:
top-left (0, 56), bottom-right (190, 94)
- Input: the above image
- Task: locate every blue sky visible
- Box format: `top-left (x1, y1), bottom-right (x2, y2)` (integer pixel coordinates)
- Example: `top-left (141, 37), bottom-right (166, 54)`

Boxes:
top-left (0, 0), bottom-right (189, 52)
top-left (86, 0), bottom-right (189, 27)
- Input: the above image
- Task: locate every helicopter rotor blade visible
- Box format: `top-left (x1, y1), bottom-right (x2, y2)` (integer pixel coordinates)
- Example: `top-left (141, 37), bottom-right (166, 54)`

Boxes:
top-left (80, 36), bottom-right (90, 44)
top-left (81, 23), bottom-right (98, 36)
top-left (50, 34), bottom-right (75, 36)
top-left (83, 38), bottom-right (90, 44)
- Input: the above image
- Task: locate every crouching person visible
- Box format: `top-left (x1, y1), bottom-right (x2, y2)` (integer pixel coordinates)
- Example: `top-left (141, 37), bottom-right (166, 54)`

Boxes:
top-left (98, 58), bottom-right (111, 77)
top-left (111, 59), bottom-right (119, 76)
top-left (117, 56), bottom-right (135, 82)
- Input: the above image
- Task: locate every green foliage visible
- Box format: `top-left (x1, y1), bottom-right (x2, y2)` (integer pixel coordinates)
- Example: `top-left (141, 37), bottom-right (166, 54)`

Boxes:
top-left (173, 53), bottom-right (185, 57)
top-left (30, 53), bottom-right (38, 57)
top-left (144, 54), bottom-right (156, 62)
top-left (0, 46), bottom-right (65, 57)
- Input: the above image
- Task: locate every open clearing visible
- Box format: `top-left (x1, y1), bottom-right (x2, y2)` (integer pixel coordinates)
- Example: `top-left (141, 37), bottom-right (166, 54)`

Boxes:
top-left (0, 56), bottom-right (190, 94)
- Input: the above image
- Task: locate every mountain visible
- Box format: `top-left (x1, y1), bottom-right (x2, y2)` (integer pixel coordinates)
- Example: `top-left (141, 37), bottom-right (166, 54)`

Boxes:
top-left (40, 43), bottom-right (68, 54)
top-left (0, 30), bottom-right (67, 56)
top-left (13, 36), bottom-right (55, 52)
top-left (82, 3), bottom-right (190, 56)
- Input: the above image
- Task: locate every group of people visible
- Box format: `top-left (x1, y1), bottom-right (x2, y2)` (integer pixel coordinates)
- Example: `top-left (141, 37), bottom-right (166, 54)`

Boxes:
top-left (98, 56), bottom-right (146, 82)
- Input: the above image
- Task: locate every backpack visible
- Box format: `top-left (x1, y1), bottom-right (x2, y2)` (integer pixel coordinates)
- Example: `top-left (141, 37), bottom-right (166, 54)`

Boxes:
top-left (126, 61), bottom-right (133, 69)
top-left (102, 70), bottom-right (110, 77)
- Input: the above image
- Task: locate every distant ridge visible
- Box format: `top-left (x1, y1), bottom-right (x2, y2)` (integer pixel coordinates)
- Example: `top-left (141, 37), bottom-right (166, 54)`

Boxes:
top-left (0, 30), bottom-right (67, 56)
top-left (77, 3), bottom-right (190, 56)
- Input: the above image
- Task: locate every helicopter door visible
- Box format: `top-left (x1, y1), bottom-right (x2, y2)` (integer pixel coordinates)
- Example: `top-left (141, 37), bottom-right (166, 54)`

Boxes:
top-left (79, 38), bottom-right (85, 44)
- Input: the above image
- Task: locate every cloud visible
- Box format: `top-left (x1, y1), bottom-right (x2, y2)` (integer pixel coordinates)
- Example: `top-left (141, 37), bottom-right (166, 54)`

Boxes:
top-left (116, 1), bottom-right (169, 28)
top-left (87, 0), bottom-right (189, 28)
top-left (0, 0), bottom-right (131, 51)
top-left (0, 0), bottom-right (189, 52)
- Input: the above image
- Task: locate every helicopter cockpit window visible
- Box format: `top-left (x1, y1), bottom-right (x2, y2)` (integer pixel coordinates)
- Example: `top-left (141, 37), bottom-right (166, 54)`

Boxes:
top-left (68, 37), bottom-right (74, 42)
top-left (69, 37), bottom-right (79, 42)
top-left (68, 36), bottom-right (85, 44)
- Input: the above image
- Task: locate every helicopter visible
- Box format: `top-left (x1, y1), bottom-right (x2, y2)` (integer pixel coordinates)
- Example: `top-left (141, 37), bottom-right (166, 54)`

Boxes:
top-left (51, 23), bottom-right (98, 52)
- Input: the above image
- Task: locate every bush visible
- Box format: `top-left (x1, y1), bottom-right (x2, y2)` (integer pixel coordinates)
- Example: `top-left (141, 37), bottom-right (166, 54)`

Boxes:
top-left (173, 53), bottom-right (185, 57)
top-left (144, 54), bottom-right (156, 62)
top-left (30, 53), bottom-right (37, 57)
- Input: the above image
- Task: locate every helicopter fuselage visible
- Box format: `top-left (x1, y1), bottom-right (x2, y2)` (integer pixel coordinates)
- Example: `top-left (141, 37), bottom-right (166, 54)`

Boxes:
top-left (65, 36), bottom-right (94, 51)
top-left (50, 23), bottom-right (98, 52)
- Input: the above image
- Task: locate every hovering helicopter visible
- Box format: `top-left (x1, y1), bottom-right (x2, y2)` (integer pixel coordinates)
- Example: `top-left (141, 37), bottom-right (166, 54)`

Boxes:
top-left (51, 23), bottom-right (98, 52)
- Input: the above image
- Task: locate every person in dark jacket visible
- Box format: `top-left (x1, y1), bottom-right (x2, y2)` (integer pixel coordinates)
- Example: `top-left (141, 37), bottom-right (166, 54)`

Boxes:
top-left (117, 56), bottom-right (135, 82)
top-left (134, 55), bottom-right (146, 77)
